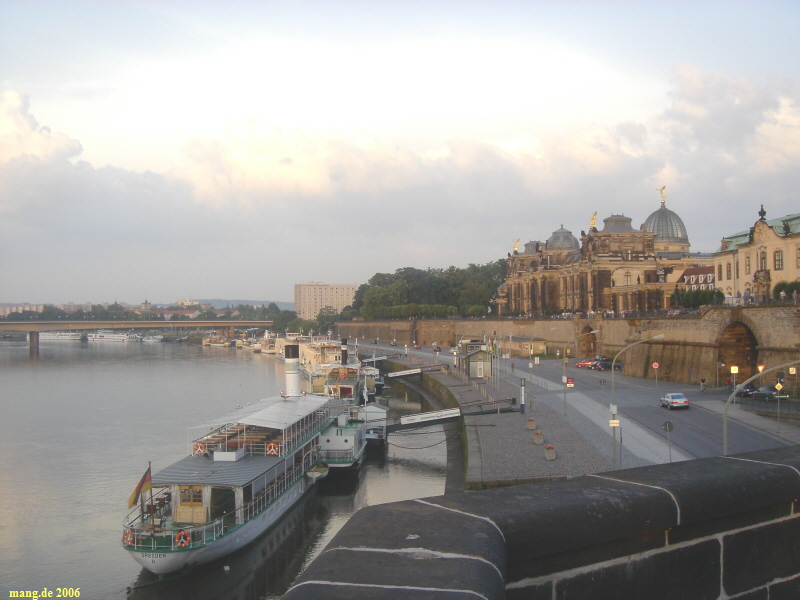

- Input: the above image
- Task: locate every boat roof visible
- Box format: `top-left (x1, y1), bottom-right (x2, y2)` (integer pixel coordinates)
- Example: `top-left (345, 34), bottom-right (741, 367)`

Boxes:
top-left (191, 394), bottom-right (330, 431)
top-left (153, 454), bottom-right (281, 487)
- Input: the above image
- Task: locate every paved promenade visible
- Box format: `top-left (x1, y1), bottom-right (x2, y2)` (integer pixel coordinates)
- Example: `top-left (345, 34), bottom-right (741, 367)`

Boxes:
top-left (388, 352), bottom-right (800, 489)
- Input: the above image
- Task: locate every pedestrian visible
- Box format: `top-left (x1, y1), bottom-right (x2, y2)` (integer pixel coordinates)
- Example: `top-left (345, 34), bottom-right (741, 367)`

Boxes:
top-left (700, 378), bottom-right (706, 393)
top-left (511, 362), bottom-right (515, 372)
top-left (725, 376), bottom-right (732, 391)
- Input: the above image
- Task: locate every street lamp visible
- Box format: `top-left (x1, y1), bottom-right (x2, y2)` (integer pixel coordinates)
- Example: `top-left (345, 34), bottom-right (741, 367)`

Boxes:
top-left (611, 333), bottom-right (665, 466)
top-left (563, 330), bottom-right (598, 416)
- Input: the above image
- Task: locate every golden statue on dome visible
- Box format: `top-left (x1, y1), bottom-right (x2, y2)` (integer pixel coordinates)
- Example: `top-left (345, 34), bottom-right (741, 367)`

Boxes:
top-left (658, 185), bottom-right (666, 203)
top-left (513, 239), bottom-right (520, 252)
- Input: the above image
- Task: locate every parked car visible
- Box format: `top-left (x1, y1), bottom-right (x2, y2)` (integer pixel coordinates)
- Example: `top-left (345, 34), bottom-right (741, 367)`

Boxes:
top-left (593, 361), bottom-right (622, 371)
top-left (414, 344), bottom-right (422, 350)
top-left (751, 386), bottom-right (789, 401)
top-left (661, 392), bottom-right (690, 409)
top-left (575, 358), bottom-right (598, 368)
top-left (734, 383), bottom-right (758, 397)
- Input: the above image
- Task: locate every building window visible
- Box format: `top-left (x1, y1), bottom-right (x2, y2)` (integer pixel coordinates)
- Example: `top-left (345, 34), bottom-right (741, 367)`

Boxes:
top-left (774, 250), bottom-right (783, 270)
top-left (745, 255), bottom-right (751, 274)
top-left (718, 264), bottom-right (723, 280)
top-left (624, 272), bottom-right (631, 286)
top-left (735, 261), bottom-right (739, 279)
top-left (797, 246), bottom-right (800, 268)
top-left (726, 263), bottom-right (731, 280)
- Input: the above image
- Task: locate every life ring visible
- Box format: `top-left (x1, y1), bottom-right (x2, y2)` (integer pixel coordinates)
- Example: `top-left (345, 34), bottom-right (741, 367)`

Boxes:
top-left (122, 530), bottom-right (134, 546)
top-left (266, 442), bottom-right (279, 455)
top-left (193, 442), bottom-right (206, 455)
top-left (175, 530), bottom-right (191, 548)
top-left (338, 372), bottom-right (346, 379)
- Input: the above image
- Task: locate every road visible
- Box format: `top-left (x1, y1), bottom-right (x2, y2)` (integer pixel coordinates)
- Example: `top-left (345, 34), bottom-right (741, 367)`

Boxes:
top-left (359, 341), bottom-right (794, 463)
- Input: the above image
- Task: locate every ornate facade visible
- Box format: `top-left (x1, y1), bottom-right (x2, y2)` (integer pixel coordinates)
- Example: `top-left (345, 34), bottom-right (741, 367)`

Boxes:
top-left (712, 206), bottom-right (800, 303)
top-left (496, 194), bottom-right (711, 315)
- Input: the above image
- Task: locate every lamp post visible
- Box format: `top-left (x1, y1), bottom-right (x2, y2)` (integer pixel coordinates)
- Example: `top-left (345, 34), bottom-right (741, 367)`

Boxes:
top-left (723, 358), bottom-right (800, 454)
top-left (611, 333), bottom-right (665, 465)
top-left (563, 330), bottom-right (598, 417)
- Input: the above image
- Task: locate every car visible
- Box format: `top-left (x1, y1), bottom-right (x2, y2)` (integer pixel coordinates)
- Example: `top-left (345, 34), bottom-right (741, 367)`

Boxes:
top-left (734, 383), bottom-right (758, 397)
top-left (433, 346), bottom-right (442, 352)
top-left (414, 344), bottom-right (422, 350)
top-left (390, 341), bottom-right (397, 346)
top-left (661, 392), bottom-right (690, 409)
top-left (751, 386), bottom-right (789, 401)
top-left (575, 358), bottom-right (598, 368)
top-left (593, 361), bottom-right (622, 371)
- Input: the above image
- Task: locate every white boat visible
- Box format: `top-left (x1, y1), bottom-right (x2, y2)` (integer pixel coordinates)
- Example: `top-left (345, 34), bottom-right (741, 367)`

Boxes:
top-left (38, 331), bottom-right (82, 341)
top-left (88, 330), bottom-right (141, 342)
top-left (121, 345), bottom-right (336, 575)
top-left (142, 335), bottom-right (163, 343)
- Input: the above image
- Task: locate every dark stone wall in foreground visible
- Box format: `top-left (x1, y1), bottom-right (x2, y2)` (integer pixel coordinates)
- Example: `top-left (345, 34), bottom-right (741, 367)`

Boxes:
top-left (283, 446), bottom-right (800, 600)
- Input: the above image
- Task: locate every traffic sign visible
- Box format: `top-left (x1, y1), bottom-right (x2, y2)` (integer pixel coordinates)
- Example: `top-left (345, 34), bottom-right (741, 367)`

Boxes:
top-left (652, 362), bottom-right (659, 369)
top-left (663, 421), bottom-right (673, 433)
top-left (776, 383), bottom-right (784, 391)
top-left (609, 419), bottom-right (620, 427)
top-left (566, 377), bottom-right (575, 388)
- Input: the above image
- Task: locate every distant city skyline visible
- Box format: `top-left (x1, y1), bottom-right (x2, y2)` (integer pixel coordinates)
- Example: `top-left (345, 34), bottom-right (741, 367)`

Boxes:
top-left (2, 1), bottom-right (799, 304)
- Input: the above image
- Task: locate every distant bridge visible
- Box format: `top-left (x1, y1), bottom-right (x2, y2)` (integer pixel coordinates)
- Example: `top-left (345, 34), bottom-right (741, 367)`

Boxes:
top-left (0, 320), bottom-right (273, 350)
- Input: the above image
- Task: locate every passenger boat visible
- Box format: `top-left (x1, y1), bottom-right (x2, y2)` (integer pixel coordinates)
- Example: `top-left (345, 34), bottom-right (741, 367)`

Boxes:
top-left (39, 331), bottom-right (82, 341)
top-left (121, 345), bottom-right (334, 575)
top-left (142, 335), bottom-right (163, 343)
top-left (88, 329), bottom-right (141, 342)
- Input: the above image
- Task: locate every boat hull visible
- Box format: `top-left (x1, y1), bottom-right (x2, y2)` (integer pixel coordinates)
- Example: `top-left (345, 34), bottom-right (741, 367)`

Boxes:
top-left (125, 477), bottom-right (311, 575)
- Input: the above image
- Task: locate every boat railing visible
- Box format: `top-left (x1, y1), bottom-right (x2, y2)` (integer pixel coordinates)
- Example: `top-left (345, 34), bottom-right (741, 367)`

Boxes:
top-left (123, 460), bottom-right (316, 552)
top-left (192, 409), bottom-right (331, 458)
top-left (318, 448), bottom-right (357, 464)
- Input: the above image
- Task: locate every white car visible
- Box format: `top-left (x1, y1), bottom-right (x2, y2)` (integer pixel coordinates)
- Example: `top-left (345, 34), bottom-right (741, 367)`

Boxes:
top-left (660, 392), bottom-right (690, 409)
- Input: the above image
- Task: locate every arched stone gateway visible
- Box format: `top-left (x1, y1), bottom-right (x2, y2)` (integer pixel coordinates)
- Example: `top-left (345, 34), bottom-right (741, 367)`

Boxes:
top-left (718, 322), bottom-right (758, 381)
top-left (577, 325), bottom-right (597, 357)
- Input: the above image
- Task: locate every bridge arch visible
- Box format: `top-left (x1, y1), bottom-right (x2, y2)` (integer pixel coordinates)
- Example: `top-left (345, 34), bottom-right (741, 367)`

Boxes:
top-left (718, 321), bottom-right (758, 380)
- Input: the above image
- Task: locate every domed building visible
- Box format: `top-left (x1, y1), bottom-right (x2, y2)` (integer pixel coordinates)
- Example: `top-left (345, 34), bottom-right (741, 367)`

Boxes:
top-left (497, 190), bottom-right (711, 316)
top-left (642, 198), bottom-right (690, 257)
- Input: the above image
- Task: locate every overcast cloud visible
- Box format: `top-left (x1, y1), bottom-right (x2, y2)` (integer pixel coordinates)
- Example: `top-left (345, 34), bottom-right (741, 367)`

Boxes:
top-left (1, 1), bottom-right (799, 305)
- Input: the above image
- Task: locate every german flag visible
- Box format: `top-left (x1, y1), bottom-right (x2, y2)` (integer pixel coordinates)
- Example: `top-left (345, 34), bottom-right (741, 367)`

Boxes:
top-left (127, 465), bottom-right (152, 508)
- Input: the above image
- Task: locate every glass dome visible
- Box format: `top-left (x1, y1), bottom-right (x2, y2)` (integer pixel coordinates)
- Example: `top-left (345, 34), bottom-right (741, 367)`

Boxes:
top-left (547, 225), bottom-right (580, 250)
top-left (643, 203), bottom-right (689, 244)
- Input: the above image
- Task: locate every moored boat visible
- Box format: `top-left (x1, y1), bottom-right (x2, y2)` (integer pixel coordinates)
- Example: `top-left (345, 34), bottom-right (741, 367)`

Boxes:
top-left (121, 345), bottom-right (335, 575)
top-left (39, 331), bottom-right (83, 341)
top-left (88, 329), bottom-right (141, 342)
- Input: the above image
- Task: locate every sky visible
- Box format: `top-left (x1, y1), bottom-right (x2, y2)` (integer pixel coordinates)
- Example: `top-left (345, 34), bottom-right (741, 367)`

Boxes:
top-left (2, 1), bottom-right (799, 305)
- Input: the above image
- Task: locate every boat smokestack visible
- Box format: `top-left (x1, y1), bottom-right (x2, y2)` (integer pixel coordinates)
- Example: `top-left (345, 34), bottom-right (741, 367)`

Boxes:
top-left (340, 338), bottom-right (348, 366)
top-left (284, 344), bottom-right (302, 397)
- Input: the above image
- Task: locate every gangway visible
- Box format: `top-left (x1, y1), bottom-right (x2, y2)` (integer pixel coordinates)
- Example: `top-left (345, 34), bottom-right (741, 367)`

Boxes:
top-left (386, 364), bottom-right (449, 378)
top-left (385, 408), bottom-right (462, 432)
top-left (361, 353), bottom-right (401, 363)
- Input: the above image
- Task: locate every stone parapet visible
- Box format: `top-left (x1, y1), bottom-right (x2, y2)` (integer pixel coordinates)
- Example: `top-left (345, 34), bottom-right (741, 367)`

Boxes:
top-left (284, 445), bottom-right (800, 600)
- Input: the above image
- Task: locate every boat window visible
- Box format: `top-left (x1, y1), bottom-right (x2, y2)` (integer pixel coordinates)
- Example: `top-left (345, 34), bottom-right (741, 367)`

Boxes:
top-left (180, 485), bottom-right (203, 505)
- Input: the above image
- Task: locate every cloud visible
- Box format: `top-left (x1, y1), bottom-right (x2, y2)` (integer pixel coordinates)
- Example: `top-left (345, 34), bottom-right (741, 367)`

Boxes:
top-left (0, 91), bottom-right (83, 164)
top-left (3, 64), bottom-right (800, 304)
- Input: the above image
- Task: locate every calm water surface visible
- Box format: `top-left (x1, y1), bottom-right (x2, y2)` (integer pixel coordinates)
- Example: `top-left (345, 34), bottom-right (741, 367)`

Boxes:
top-left (0, 341), bottom-right (445, 599)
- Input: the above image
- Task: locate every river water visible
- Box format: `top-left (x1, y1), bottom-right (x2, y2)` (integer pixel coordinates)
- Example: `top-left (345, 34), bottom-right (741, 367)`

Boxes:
top-left (0, 340), bottom-right (446, 599)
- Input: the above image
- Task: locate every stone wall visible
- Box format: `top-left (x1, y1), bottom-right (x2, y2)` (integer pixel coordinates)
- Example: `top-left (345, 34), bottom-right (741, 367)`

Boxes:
top-left (283, 445), bottom-right (800, 600)
top-left (337, 306), bottom-right (800, 385)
